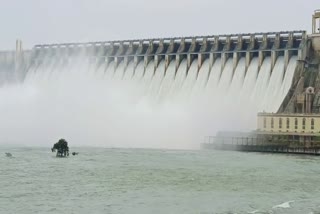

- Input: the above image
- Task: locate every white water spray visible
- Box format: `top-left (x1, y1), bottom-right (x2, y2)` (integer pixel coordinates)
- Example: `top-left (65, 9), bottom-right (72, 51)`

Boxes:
top-left (0, 53), bottom-right (297, 149)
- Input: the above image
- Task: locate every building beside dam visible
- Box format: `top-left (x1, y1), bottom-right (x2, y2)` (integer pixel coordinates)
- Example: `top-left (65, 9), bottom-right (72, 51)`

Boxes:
top-left (1, 10), bottom-right (320, 153)
top-left (246, 10), bottom-right (320, 154)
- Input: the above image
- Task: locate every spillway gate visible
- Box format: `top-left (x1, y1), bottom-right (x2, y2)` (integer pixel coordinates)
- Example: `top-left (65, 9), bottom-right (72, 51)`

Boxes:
top-left (31, 31), bottom-right (307, 75)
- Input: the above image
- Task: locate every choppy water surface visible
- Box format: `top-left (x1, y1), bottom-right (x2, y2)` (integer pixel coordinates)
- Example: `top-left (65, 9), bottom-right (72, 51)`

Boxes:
top-left (1, 147), bottom-right (320, 214)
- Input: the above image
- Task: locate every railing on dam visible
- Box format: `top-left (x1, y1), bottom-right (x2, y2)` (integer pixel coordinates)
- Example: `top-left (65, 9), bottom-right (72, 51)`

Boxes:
top-left (202, 136), bottom-right (320, 155)
top-left (30, 30), bottom-right (307, 72)
top-left (34, 30), bottom-right (306, 50)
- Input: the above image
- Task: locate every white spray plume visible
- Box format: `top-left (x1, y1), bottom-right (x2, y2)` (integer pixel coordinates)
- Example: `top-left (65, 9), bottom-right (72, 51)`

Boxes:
top-left (0, 55), bottom-right (297, 149)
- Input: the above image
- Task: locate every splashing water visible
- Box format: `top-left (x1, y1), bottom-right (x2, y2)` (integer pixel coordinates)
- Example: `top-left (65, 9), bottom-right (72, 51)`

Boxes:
top-left (0, 54), bottom-right (297, 149)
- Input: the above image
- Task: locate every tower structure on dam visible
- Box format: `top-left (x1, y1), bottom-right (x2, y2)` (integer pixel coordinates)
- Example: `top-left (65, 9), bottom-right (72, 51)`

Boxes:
top-left (202, 10), bottom-right (320, 154)
top-left (254, 10), bottom-right (320, 147)
top-left (0, 40), bottom-right (31, 84)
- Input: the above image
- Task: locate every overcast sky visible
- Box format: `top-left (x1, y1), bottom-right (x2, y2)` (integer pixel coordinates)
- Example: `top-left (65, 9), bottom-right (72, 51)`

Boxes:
top-left (0, 0), bottom-right (319, 50)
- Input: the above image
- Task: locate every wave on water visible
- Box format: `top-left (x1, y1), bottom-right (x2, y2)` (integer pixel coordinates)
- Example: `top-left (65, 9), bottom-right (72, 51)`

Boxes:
top-left (247, 210), bottom-right (260, 214)
top-left (272, 200), bottom-right (295, 209)
top-left (246, 200), bottom-right (295, 213)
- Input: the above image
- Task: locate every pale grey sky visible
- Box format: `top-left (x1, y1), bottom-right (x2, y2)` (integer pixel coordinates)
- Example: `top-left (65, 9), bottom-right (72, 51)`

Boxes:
top-left (0, 0), bottom-right (318, 50)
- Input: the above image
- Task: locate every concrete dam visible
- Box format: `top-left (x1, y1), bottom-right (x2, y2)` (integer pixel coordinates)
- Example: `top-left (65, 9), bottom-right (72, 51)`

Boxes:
top-left (0, 27), bottom-right (319, 148)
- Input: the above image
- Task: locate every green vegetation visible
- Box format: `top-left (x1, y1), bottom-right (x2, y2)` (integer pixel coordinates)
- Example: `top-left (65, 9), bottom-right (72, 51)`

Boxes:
top-left (51, 139), bottom-right (69, 157)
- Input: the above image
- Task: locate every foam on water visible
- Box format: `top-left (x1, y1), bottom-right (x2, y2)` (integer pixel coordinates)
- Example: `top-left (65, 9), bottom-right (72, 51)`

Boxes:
top-left (272, 201), bottom-right (295, 209)
top-left (247, 210), bottom-right (260, 214)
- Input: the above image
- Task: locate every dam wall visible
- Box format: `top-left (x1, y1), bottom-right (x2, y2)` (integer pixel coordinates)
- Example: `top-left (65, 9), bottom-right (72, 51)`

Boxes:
top-left (31, 31), bottom-right (306, 73)
top-left (0, 30), bottom-right (312, 115)
top-left (279, 34), bottom-right (320, 114)
top-left (0, 30), bottom-right (317, 147)
top-left (26, 31), bottom-right (309, 113)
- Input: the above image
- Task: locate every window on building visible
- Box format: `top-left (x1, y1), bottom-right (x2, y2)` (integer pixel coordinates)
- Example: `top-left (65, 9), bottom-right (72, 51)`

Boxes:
top-left (311, 118), bottom-right (315, 130)
top-left (263, 117), bottom-right (267, 129)
top-left (286, 118), bottom-right (290, 129)
top-left (271, 118), bottom-right (274, 129)
top-left (302, 118), bottom-right (306, 130)
top-left (279, 118), bottom-right (282, 129)
top-left (295, 118), bottom-right (298, 129)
